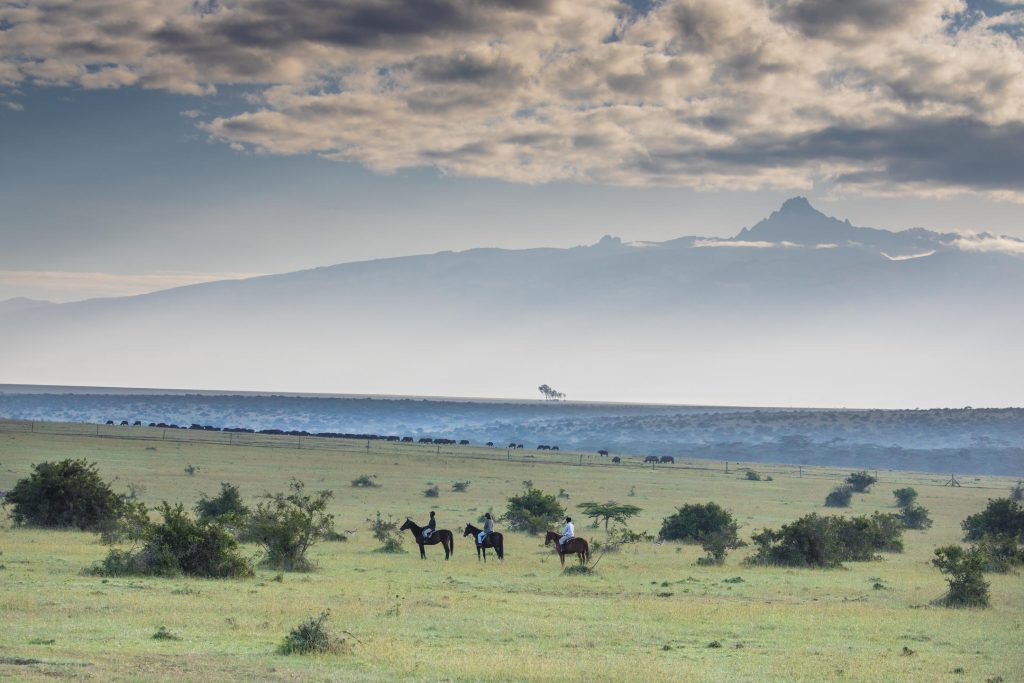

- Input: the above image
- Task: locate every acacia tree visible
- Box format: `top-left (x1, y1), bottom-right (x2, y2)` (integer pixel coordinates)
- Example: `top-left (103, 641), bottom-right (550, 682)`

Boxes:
top-left (577, 501), bottom-right (642, 531)
top-left (538, 384), bottom-right (566, 401)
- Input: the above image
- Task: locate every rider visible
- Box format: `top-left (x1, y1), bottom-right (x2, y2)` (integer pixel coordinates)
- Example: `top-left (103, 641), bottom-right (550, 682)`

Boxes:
top-left (423, 510), bottom-right (436, 540)
top-left (477, 512), bottom-right (493, 545)
top-left (559, 516), bottom-right (574, 547)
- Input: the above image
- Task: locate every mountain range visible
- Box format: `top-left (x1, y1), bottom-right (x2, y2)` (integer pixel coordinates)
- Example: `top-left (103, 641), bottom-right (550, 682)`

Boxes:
top-left (2, 198), bottom-right (1022, 408)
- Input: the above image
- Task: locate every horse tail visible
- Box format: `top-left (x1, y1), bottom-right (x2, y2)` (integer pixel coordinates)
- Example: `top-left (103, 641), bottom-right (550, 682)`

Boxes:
top-left (585, 541), bottom-right (591, 563)
top-left (448, 531), bottom-right (453, 556)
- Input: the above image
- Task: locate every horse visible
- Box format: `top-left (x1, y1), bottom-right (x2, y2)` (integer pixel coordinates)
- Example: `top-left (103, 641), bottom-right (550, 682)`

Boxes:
top-left (463, 523), bottom-right (504, 562)
top-left (400, 518), bottom-right (454, 560)
top-left (544, 530), bottom-right (590, 567)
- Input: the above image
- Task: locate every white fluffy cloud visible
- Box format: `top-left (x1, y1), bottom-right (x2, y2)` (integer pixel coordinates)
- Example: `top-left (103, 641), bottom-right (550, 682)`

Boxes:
top-left (2, 0), bottom-right (1023, 196)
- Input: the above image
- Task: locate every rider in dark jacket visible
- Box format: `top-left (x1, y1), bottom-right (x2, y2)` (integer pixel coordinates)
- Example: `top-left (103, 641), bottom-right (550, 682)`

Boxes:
top-left (424, 510), bottom-right (436, 539)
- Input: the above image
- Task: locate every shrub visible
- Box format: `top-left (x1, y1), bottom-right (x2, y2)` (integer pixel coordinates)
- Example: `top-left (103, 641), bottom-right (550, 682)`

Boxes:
top-left (962, 498), bottom-right (1024, 542)
top-left (845, 471), bottom-right (878, 493)
top-left (1011, 481), bottom-right (1024, 502)
top-left (97, 499), bottom-right (150, 545)
top-left (824, 486), bottom-right (853, 508)
top-left (505, 488), bottom-right (565, 535)
top-left (279, 611), bottom-right (342, 655)
top-left (152, 626), bottom-right (181, 641)
top-left (973, 533), bottom-right (1024, 572)
top-left (745, 470), bottom-right (762, 481)
top-left (95, 502), bottom-right (253, 578)
top-left (4, 459), bottom-right (126, 531)
top-left (697, 528), bottom-right (746, 566)
top-left (897, 504), bottom-right (933, 530)
top-left (195, 483), bottom-right (250, 523)
top-left (600, 525), bottom-right (654, 552)
top-left (423, 485), bottom-right (440, 498)
top-left (452, 481), bottom-right (471, 492)
top-left (248, 481), bottom-right (334, 571)
top-left (893, 487), bottom-right (918, 507)
top-left (659, 502), bottom-right (737, 543)
top-left (351, 475), bottom-right (378, 488)
top-left (369, 511), bottom-right (404, 553)
top-left (747, 512), bottom-right (903, 568)
top-left (932, 545), bottom-right (989, 607)
top-left (558, 488), bottom-right (571, 499)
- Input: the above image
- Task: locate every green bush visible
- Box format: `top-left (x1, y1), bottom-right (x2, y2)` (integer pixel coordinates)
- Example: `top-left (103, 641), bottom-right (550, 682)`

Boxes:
top-left (95, 502), bottom-right (252, 578)
top-left (195, 482), bottom-right (250, 523)
top-left (824, 486), bottom-right (853, 508)
top-left (504, 488), bottom-right (565, 535)
top-left (845, 471), bottom-right (878, 493)
top-left (747, 512), bottom-right (904, 568)
top-left (897, 503), bottom-right (933, 530)
top-left (697, 528), bottom-right (746, 566)
top-left (973, 533), bottom-right (1024, 572)
top-left (658, 502), bottom-right (737, 543)
top-left (279, 611), bottom-right (341, 655)
top-left (97, 499), bottom-right (150, 545)
top-left (351, 475), bottom-right (378, 488)
top-left (369, 511), bottom-right (404, 553)
top-left (4, 459), bottom-right (126, 531)
top-left (1010, 481), bottom-right (1023, 502)
top-left (893, 487), bottom-right (918, 507)
top-left (932, 545), bottom-right (989, 607)
top-left (451, 481), bottom-right (471, 493)
top-left (745, 470), bottom-right (762, 481)
top-left (423, 485), bottom-right (440, 498)
top-left (248, 481), bottom-right (334, 571)
top-left (961, 498), bottom-right (1024, 542)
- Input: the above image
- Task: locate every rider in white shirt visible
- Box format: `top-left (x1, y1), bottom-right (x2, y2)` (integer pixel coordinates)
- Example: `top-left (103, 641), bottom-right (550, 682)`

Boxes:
top-left (559, 516), bottom-right (574, 547)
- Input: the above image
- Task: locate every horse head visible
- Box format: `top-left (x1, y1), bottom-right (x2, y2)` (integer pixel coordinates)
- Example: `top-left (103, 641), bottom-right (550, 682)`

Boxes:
top-left (462, 524), bottom-right (474, 537)
top-left (544, 531), bottom-right (557, 545)
top-left (399, 518), bottom-right (413, 531)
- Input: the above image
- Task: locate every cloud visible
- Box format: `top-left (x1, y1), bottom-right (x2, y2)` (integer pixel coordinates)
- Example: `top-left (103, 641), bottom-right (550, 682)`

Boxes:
top-left (950, 234), bottom-right (1024, 254)
top-left (881, 250), bottom-right (937, 260)
top-left (693, 239), bottom-right (799, 248)
top-left (0, 270), bottom-right (265, 302)
top-left (1, 0), bottom-right (1023, 196)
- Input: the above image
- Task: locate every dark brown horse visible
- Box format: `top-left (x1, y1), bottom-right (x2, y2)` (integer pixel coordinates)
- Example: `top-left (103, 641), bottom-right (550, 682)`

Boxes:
top-left (400, 518), bottom-right (454, 560)
top-left (463, 523), bottom-right (504, 562)
top-left (544, 530), bottom-right (590, 566)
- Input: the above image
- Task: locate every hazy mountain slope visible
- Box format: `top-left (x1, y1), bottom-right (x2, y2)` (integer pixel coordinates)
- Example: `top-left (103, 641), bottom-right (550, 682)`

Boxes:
top-left (1, 199), bottom-right (1022, 408)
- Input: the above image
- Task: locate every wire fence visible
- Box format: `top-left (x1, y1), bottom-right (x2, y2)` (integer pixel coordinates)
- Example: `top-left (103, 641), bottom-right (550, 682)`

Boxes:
top-left (0, 418), bottom-right (1011, 490)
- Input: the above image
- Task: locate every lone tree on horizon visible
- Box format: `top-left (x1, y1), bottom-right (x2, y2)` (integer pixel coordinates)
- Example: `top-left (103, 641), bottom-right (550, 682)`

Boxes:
top-left (577, 500), bottom-right (642, 531)
top-left (538, 384), bottom-right (566, 401)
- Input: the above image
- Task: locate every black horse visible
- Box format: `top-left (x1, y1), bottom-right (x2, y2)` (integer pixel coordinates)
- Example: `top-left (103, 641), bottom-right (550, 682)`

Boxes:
top-left (400, 518), bottom-right (454, 560)
top-left (463, 523), bottom-right (504, 562)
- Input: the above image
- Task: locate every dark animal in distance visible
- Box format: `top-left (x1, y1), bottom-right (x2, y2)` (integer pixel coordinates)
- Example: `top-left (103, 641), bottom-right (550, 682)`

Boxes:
top-left (463, 523), bottom-right (504, 562)
top-left (644, 456), bottom-right (659, 463)
top-left (598, 449), bottom-right (609, 456)
top-left (612, 456), bottom-right (621, 463)
top-left (400, 518), bottom-right (454, 560)
top-left (544, 530), bottom-right (590, 567)
top-left (659, 456), bottom-right (675, 464)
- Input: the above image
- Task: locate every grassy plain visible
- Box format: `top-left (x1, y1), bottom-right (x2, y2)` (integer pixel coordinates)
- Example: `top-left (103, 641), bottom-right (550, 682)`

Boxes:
top-left (0, 422), bottom-right (1021, 681)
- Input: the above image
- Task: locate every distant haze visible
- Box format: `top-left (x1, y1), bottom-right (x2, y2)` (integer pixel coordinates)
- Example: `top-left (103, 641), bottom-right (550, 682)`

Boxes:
top-left (1, 199), bottom-right (1021, 409)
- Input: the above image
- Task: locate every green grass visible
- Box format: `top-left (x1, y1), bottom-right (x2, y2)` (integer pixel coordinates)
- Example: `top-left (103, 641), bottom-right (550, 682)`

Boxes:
top-left (0, 423), bottom-right (1022, 681)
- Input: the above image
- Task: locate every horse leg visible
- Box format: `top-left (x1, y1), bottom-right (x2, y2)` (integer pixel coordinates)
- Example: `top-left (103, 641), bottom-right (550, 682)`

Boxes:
top-left (445, 537), bottom-right (451, 560)
top-left (419, 542), bottom-right (426, 559)
top-left (559, 551), bottom-right (565, 567)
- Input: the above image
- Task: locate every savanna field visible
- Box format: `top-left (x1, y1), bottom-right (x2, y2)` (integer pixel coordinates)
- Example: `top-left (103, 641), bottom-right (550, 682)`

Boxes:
top-left (0, 422), bottom-right (1021, 682)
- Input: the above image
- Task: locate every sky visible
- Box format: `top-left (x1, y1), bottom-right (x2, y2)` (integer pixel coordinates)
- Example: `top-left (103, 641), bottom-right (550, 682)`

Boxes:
top-left (1, 0), bottom-right (1023, 303)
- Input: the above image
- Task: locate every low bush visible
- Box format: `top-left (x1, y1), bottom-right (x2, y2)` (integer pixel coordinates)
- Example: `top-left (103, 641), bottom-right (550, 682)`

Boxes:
top-left (893, 487), bottom-right (918, 507)
top-left (973, 533), bottom-right (1024, 573)
top-left (423, 485), bottom-right (440, 498)
top-left (845, 471), bottom-right (878, 493)
top-left (369, 511), bottom-right (404, 553)
top-left (824, 486), bottom-right (853, 508)
top-left (747, 512), bottom-right (904, 568)
top-left (897, 504), bottom-right (933, 530)
top-left (697, 528), bottom-right (746, 566)
top-left (95, 502), bottom-right (253, 578)
top-left (248, 481), bottom-right (334, 571)
top-left (451, 481), bottom-right (471, 493)
top-left (505, 488), bottom-right (565, 535)
top-left (279, 611), bottom-right (343, 655)
top-left (745, 470), bottom-right (762, 481)
top-left (1011, 481), bottom-right (1024, 502)
top-left (659, 502), bottom-right (737, 543)
top-left (351, 475), bottom-right (378, 488)
top-left (962, 498), bottom-right (1024, 542)
top-left (4, 459), bottom-right (127, 531)
top-left (932, 545), bottom-right (989, 607)
top-left (97, 499), bottom-right (150, 545)
top-left (195, 482), bottom-right (250, 524)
